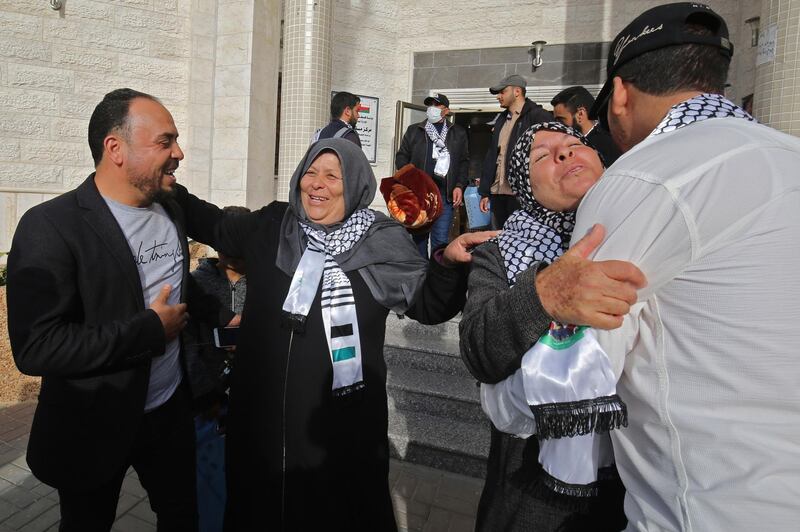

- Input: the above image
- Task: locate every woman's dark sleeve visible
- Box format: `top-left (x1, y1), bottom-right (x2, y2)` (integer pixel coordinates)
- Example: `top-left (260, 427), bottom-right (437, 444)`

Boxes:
top-left (405, 255), bottom-right (468, 325)
top-left (173, 183), bottom-right (262, 258)
top-left (459, 243), bottom-right (553, 384)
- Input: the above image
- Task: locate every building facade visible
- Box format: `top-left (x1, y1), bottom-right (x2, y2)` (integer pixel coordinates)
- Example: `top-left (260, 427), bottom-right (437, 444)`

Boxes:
top-left (0, 0), bottom-right (796, 251)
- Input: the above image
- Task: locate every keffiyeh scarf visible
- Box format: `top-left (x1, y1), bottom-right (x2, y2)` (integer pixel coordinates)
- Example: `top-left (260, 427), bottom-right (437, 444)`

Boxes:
top-left (649, 92), bottom-right (755, 138)
top-left (495, 122), bottom-right (625, 497)
top-left (424, 120), bottom-right (450, 177)
top-left (282, 209), bottom-right (375, 397)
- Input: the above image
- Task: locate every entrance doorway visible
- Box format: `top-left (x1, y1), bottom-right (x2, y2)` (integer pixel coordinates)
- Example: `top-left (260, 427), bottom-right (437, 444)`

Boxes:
top-left (451, 110), bottom-right (498, 187)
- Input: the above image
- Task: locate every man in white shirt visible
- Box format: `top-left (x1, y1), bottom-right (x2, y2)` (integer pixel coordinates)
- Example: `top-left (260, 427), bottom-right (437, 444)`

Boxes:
top-left (484, 3), bottom-right (800, 530)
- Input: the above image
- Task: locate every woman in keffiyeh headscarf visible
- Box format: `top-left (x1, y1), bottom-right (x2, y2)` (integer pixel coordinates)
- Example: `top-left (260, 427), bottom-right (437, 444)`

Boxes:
top-left (177, 138), bottom-right (492, 531)
top-left (459, 122), bottom-right (628, 532)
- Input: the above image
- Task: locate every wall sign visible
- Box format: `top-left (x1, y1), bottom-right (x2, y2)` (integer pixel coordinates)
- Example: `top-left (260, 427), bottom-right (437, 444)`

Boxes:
top-left (756, 23), bottom-right (777, 66)
top-left (354, 94), bottom-right (379, 164)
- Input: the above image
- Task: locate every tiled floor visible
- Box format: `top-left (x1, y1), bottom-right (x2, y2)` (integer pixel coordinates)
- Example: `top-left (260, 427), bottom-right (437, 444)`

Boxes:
top-left (0, 402), bottom-right (482, 532)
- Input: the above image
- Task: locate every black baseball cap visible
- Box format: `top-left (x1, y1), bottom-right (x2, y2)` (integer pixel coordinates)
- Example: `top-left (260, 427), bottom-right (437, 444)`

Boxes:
top-left (424, 93), bottom-right (450, 107)
top-left (589, 2), bottom-right (733, 123)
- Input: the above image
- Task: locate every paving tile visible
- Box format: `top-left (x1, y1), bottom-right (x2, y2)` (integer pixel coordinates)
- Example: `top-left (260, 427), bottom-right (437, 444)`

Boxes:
top-left (6, 435), bottom-right (29, 452)
top-left (120, 476), bottom-right (147, 499)
top-left (2, 485), bottom-right (39, 509)
top-left (0, 464), bottom-right (33, 486)
top-left (447, 513), bottom-right (475, 532)
top-left (405, 465), bottom-right (442, 485)
top-left (29, 484), bottom-right (54, 499)
top-left (127, 500), bottom-right (155, 525)
top-left (0, 421), bottom-right (25, 440)
top-left (0, 446), bottom-right (23, 467)
top-left (392, 470), bottom-right (418, 500)
top-left (421, 507), bottom-right (451, 532)
top-left (412, 480), bottom-right (438, 505)
top-left (115, 491), bottom-right (141, 518)
top-left (405, 499), bottom-right (430, 519)
top-left (17, 505), bottom-right (60, 532)
top-left (0, 477), bottom-right (16, 495)
top-left (432, 492), bottom-right (477, 516)
top-left (111, 514), bottom-right (156, 532)
top-left (9, 457), bottom-right (29, 473)
top-left (438, 475), bottom-right (482, 504)
top-left (407, 511), bottom-right (426, 531)
top-left (2, 497), bottom-right (57, 530)
top-left (0, 426), bottom-right (29, 444)
top-left (0, 498), bottom-right (18, 522)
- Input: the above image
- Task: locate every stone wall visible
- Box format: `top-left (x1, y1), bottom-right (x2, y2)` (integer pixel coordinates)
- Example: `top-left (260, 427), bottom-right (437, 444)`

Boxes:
top-left (0, 0), bottom-right (281, 251)
top-left (753, 0), bottom-right (800, 134)
top-left (0, 0), bottom-right (194, 251)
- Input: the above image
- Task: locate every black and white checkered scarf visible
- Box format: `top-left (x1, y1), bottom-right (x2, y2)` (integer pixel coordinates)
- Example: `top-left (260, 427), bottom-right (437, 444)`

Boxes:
top-left (424, 120), bottom-right (450, 177)
top-left (283, 209), bottom-right (375, 397)
top-left (649, 92), bottom-right (754, 138)
top-left (498, 122), bottom-right (600, 282)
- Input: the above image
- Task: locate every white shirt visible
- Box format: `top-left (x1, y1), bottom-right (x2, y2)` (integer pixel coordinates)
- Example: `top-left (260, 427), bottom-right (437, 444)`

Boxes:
top-left (484, 117), bottom-right (800, 531)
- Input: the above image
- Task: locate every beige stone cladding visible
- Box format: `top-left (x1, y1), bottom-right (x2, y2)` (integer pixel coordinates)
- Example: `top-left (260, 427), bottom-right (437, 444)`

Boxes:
top-left (0, 0), bottom-right (189, 250)
top-left (0, 0), bottom-right (281, 251)
top-left (754, 0), bottom-right (800, 135)
top-left (320, 0), bottom-right (765, 212)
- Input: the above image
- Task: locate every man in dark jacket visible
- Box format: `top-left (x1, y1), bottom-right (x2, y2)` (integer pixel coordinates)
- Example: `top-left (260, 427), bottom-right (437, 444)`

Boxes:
top-left (313, 91), bottom-right (362, 147)
top-left (395, 93), bottom-right (469, 257)
top-left (6, 88), bottom-right (236, 532)
top-left (479, 75), bottom-right (552, 228)
top-left (551, 85), bottom-right (621, 165)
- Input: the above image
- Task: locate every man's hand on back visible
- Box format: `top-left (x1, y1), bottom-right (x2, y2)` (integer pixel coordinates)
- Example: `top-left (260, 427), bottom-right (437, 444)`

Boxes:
top-left (536, 224), bottom-right (647, 329)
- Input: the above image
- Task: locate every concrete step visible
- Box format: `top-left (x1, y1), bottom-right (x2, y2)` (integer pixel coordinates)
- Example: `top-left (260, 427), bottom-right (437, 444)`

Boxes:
top-left (387, 366), bottom-right (483, 424)
top-left (387, 402), bottom-right (490, 479)
top-left (384, 313), bottom-right (460, 355)
top-left (383, 345), bottom-right (472, 379)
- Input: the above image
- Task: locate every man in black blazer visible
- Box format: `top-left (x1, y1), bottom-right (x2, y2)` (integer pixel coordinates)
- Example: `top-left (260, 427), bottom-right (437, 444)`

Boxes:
top-left (6, 89), bottom-right (236, 531)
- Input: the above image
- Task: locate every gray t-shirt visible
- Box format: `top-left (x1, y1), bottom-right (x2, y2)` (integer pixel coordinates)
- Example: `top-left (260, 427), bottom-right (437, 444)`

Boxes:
top-left (104, 197), bottom-right (184, 412)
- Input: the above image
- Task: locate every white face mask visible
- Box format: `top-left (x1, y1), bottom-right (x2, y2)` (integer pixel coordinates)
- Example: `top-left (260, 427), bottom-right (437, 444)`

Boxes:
top-left (426, 106), bottom-right (443, 123)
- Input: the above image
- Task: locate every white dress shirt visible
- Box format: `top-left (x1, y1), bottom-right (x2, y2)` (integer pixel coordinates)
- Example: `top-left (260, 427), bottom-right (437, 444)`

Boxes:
top-left (483, 117), bottom-right (800, 531)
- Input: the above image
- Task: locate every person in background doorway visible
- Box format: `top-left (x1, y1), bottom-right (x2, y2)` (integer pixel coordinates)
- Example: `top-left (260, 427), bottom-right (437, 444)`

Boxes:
top-left (313, 91), bottom-right (363, 147)
top-left (479, 74), bottom-right (552, 228)
top-left (395, 93), bottom-right (469, 258)
top-left (551, 86), bottom-right (621, 165)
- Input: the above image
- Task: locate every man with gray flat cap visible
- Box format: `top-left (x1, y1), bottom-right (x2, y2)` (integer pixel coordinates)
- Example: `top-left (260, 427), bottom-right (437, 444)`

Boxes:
top-left (479, 74), bottom-right (551, 228)
top-left (481, 2), bottom-right (800, 530)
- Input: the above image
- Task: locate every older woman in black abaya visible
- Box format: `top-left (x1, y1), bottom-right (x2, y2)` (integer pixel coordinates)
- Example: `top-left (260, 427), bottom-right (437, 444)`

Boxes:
top-left (178, 138), bottom-right (491, 531)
